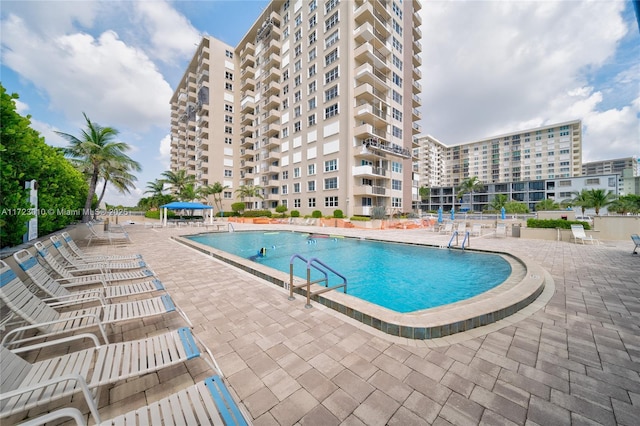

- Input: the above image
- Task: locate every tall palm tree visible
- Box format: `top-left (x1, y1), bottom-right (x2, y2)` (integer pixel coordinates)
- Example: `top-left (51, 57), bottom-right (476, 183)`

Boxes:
top-left (201, 182), bottom-right (229, 215)
top-left (235, 184), bottom-right (263, 209)
top-left (586, 189), bottom-right (617, 216)
top-left (535, 198), bottom-right (559, 211)
top-left (566, 189), bottom-right (591, 216)
top-left (488, 194), bottom-right (508, 211)
top-left (144, 179), bottom-right (167, 209)
top-left (95, 160), bottom-right (140, 210)
top-left (456, 176), bottom-right (484, 212)
top-left (57, 113), bottom-right (139, 222)
top-left (160, 170), bottom-right (196, 200)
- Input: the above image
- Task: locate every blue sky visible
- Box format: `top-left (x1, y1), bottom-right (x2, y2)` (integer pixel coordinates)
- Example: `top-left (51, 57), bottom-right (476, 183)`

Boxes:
top-left (2, 0), bottom-right (638, 206)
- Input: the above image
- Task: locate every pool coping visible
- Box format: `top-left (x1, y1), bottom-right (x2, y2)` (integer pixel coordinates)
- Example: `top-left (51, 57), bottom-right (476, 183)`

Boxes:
top-left (173, 232), bottom-right (546, 340)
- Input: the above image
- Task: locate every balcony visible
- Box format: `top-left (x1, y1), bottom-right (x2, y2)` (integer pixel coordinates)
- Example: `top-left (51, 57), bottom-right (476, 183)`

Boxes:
top-left (412, 122), bottom-right (422, 134)
top-left (355, 63), bottom-right (388, 87)
top-left (354, 122), bottom-right (387, 141)
top-left (413, 66), bottom-right (422, 80)
top-left (354, 43), bottom-right (389, 72)
top-left (412, 108), bottom-right (422, 120)
top-left (263, 69), bottom-right (282, 85)
top-left (240, 147), bottom-right (255, 159)
top-left (241, 95), bottom-right (255, 113)
top-left (413, 39), bottom-right (423, 53)
top-left (240, 124), bottom-right (256, 137)
top-left (240, 136), bottom-right (255, 148)
top-left (263, 94), bottom-right (281, 110)
top-left (263, 123), bottom-right (281, 137)
top-left (353, 22), bottom-right (390, 54)
top-left (354, 82), bottom-right (389, 104)
top-left (263, 80), bottom-right (281, 96)
top-left (412, 94), bottom-right (422, 107)
top-left (263, 108), bottom-right (281, 124)
top-left (354, 1), bottom-right (391, 39)
top-left (354, 102), bottom-right (389, 126)
top-left (241, 76), bottom-right (255, 91)
top-left (241, 112), bottom-right (255, 125)
top-left (359, 137), bottom-right (412, 159)
top-left (352, 165), bottom-right (388, 178)
top-left (353, 184), bottom-right (388, 196)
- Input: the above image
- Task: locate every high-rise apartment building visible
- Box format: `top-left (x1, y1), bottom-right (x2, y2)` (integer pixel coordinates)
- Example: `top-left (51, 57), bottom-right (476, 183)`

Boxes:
top-left (582, 156), bottom-right (639, 177)
top-left (170, 0), bottom-right (423, 217)
top-left (414, 120), bottom-right (583, 189)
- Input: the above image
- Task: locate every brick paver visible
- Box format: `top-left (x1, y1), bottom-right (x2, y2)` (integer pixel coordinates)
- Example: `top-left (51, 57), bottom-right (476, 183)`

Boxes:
top-left (9, 221), bottom-right (639, 425)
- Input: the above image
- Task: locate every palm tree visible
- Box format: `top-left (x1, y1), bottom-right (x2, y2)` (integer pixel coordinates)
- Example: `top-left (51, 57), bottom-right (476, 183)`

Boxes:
top-left (535, 198), bottom-right (560, 211)
top-left (235, 184), bottom-right (263, 209)
top-left (201, 182), bottom-right (229, 216)
top-left (144, 179), bottom-right (167, 209)
top-left (565, 190), bottom-right (591, 216)
top-left (161, 170), bottom-right (196, 200)
top-left (95, 160), bottom-right (140, 210)
top-left (57, 113), bottom-right (139, 222)
top-left (488, 194), bottom-right (508, 211)
top-left (586, 189), bottom-right (617, 216)
top-left (456, 176), bottom-right (484, 212)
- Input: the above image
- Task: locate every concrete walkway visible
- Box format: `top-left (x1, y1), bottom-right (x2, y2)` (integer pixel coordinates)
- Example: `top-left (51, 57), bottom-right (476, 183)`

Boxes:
top-left (70, 223), bottom-right (640, 424)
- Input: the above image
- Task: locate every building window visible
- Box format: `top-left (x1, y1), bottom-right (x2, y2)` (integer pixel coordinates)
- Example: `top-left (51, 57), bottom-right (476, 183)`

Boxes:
top-left (392, 54), bottom-right (402, 71)
top-left (224, 126), bottom-right (232, 134)
top-left (294, 121), bottom-right (301, 132)
top-left (308, 30), bottom-right (317, 45)
top-left (325, 196), bottom-right (338, 207)
top-left (308, 47), bottom-right (317, 61)
top-left (308, 164), bottom-right (316, 175)
top-left (324, 176), bottom-right (338, 189)
top-left (225, 71), bottom-right (233, 80)
top-left (225, 104), bottom-right (233, 112)
top-left (309, 14), bottom-right (317, 28)
top-left (294, 199), bottom-right (301, 208)
top-left (308, 64), bottom-right (317, 77)
top-left (308, 80), bottom-right (317, 94)
top-left (281, 127), bottom-right (289, 137)
top-left (308, 97), bottom-right (316, 110)
top-left (325, 103), bottom-right (338, 118)
top-left (392, 2), bottom-right (402, 19)
top-left (282, 185), bottom-right (288, 194)
top-left (325, 85), bottom-right (338, 101)
top-left (392, 126), bottom-right (402, 138)
top-left (391, 197), bottom-right (402, 208)
top-left (392, 179), bottom-right (402, 190)
top-left (294, 90), bottom-right (302, 102)
top-left (324, 159), bottom-right (338, 172)
top-left (225, 50), bottom-right (233, 58)
top-left (325, 0), bottom-right (339, 14)
top-left (224, 137), bottom-right (232, 144)
top-left (308, 181), bottom-right (316, 191)
top-left (295, 13), bottom-right (302, 26)
top-left (294, 105), bottom-right (301, 117)
top-left (392, 108), bottom-right (402, 121)
top-left (294, 167), bottom-right (301, 178)
top-left (325, 11), bottom-right (339, 32)
top-left (586, 178), bottom-right (600, 185)
top-left (224, 115), bottom-right (233, 123)
top-left (294, 44), bottom-right (302, 57)
top-left (392, 36), bottom-right (402, 53)
top-left (392, 90), bottom-right (402, 104)
top-left (392, 72), bottom-right (402, 88)
top-left (225, 82), bottom-right (233, 91)
top-left (294, 60), bottom-right (302, 73)
top-left (308, 114), bottom-right (316, 126)
top-left (224, 170), bottom-right (233, 177)
top-left (282, 170), bottom-right (289, 179)
top-left (325, 66), bottom-right (339, 83)
top-left (293, 183), bottom-right (301, 193)
top-left (392, 19), bottom-right (402, 35)
top-left (392, 161), bottom-right (402, 172)
top-left (308, 197), bottom-right (316, 207)
top-left (325, 29), bottom-right (339, 48)
top-left (309, 0), bottom-right (317, 12)
top-left (325, 48), bottom-right (338, 66)
top-left (224, 191), bottom-right (232, 199)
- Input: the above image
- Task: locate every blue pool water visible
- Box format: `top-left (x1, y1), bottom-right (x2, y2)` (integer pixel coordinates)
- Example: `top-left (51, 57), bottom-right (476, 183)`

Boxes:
top-left (187, 231), bottom-right (512, 313)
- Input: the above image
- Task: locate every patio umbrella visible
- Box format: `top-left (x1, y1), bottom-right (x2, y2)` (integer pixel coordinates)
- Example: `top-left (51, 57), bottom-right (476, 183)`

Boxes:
top-left (450, 207), bottom-right (455, 221)
top-left (501, 207), bottom-right (506, 220)
top-left (437, 207), bottom-right (443, 223)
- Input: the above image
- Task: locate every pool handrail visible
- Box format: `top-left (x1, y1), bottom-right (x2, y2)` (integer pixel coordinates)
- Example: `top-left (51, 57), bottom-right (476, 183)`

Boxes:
top-left (461, 231), bottom-right (470, 249)
top-left (448, 231), bottom-right (458, 248)
top-left (289, 253), bottom-right (347, 308)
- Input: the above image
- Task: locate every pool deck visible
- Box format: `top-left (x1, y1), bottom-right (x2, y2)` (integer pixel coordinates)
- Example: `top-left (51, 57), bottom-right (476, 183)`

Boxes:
top-left (17, 222), bottom-right (640, 424)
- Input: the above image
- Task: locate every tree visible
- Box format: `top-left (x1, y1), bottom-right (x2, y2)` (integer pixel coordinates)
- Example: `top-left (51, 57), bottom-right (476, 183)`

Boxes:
top-left (565, 190), bottom-right (591, 216)
top-left (160, 170), bottom-right (196, 201)
top-left (608, 194), bottom-right (640, 215)
top-left (144, 179), bottom-right (167, 209)
top-left (57, 113), bottom-right (140, 222)
top-left (95, 158), bottom-right (140, 209)
top-left (201, 182), bottom-right (229, 215)
top-left (456, 177), bottom-right (484, 211)
top-left (1, 84), bottom-right (87, 247)
top-left (586, 189), bottom-right (617, 216)
top-left (235, 184), bottom-right (263, 209)
top-left (504, 201), bottom-right (529, 214)
top-left (488, 194), bottom-right (509, 211)
top-left (535, 199), bottom-right (560, 211)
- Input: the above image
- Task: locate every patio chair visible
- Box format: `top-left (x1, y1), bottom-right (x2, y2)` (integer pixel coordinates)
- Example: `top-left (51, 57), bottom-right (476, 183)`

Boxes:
top-left (632, 234), bottom-right (640, 254)
top-left (60, 232), bottom-right (143, 262)
top-left (0, 327), bottom-right (220, 421)
top-left (0, 260), bottom-right (190, 348)
top-left (85, 222), bottom-right (131, 246)
top-left (470, 223), bottom-right (482, 237)
top-left (12, 372), bottom-right (250, 425)
top-left (439, 222), bottom-right (453, 234)
top-left (456, 222), bottom-right (467, 234)
top-left (570, 224), bottom-right (599, 244)
top-left (14, 250), bottom-right (165, 303)
top-left (50, 235), bottom-right (147, 270)
top-left (495, 223), bottom-right (507, 237)
top-left (34, 242), bottom-right (157, 285)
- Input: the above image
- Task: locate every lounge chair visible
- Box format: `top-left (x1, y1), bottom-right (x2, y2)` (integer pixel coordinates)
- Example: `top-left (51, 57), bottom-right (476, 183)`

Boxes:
top-left (0, 260), bottom-right (190, 348)
top-left (439, 222), bottom-right (453, 234)
top-left (85, 222), bottom-right (131, 246)
top-left (0, 327), bottom-right (220, 421)
top-left (495, 223), bottom-right (507, 237)
top-left (456, 222), bottom-right (466, 234)
top-left (11, 374), bottom-right (249, 426)
top-left (34, 242), bottom-right (157, 285)
top-left (470, 223), bottom-right (482, 237)
top-left (632, 234), bottom-right (640, 254)
top-left (14, 250), bottom-right (165, 302)
top-left (50, 235), bottom-right (147, 270)
top-left (60, 232), bottom-right (142, 262)
top-left (570, 224), bottom-right (599, 244)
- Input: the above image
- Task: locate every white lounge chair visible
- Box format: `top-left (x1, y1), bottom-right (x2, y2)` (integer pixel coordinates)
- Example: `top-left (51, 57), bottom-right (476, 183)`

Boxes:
top-left (456, 222), bottom-right (467, 234)
top-left (495, 223), bottom-right (507, 237)
top-left (439, 222), bottom-right (453, 234)
top-left (60, 232), bottom-right (142, 262)
top-left (34, 242), bottom-right (157, 285)
top-left (470, 223), bottom-right (482, 237)
top-left (85, 222), bottom-right (131, 246)
top-left (14, 250), bottom-right (165, 302)
top-left (632, 234), bottom-right (640, 254)
top-left (0, 327), bottom-right (220, 421)
top-left (571, 224), bottom-right (599, 244)
top-left (0, 260), bottom-right (190, 348)
top-left (50, 235), bottom-right (147, 270)
top-left (11, 373), bottom-right (249, 426)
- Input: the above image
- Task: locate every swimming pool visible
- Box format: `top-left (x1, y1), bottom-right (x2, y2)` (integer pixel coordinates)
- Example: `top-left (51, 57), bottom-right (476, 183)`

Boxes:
top-left (187, 231), bottom-right (512, 313)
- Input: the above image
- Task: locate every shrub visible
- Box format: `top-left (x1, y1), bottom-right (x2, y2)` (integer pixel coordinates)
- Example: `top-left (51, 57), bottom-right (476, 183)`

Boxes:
top-left (291, 210), bottom-right (300, 217)
top-left (526, 218), bottom-right (590, 230)
top-left (243, 210), bottom-right (272, 218)
top-left (145, 210), bottom-right (176, 220)
top-left (350, 216), bottom-right (370, 222)
top-left (312, 210), bottom-right (322, 218)
top-left (275, 204), bottom-right (288, 214)
top-left (371, 206), bottom-right (387, 220)
top-left (231, 202), bottom-right (245, 213)
top-left (333, 209), bottom-right (344, 218)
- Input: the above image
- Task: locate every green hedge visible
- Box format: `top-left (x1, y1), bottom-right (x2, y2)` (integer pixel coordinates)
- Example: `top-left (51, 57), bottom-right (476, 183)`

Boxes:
top-left (350, 216), bottom-right (371, 222)
top-left (145, 210), bottom-right (176, 220)
top-left (291, 210), bottom-right (300, 217)
top-left (527, 218), bottom-right (591, 230)
top-left (243, 210), bottom-right (273, 218)
top-left (311, 210), bottom-right (322, 218)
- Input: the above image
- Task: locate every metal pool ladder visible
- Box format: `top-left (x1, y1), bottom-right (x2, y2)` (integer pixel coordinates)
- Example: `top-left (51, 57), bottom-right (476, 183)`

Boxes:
top-left (448, 231), bottom-right (471, 249)
top-left (288, 254), bottom-right (347, 308)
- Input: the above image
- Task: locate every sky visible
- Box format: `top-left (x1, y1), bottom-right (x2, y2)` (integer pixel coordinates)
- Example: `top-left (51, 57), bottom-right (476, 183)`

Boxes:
top-left (1, 0), bottom-right (639, 206)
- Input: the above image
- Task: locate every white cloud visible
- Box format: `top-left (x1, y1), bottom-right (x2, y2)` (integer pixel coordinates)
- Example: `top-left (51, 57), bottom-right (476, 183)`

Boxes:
top-left (13, 98), bottom-right (28, 115)
top-left (1, 14), bottom-right (172, 132)
top-left (133, 0), bottom-right (201, 64)
top-left (419, 1), bottom-right (638, 162)
top-left (159, 134), bottom-right (172, 170)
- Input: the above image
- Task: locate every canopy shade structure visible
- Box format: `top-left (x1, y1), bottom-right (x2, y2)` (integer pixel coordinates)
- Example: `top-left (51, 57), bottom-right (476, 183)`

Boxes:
top-left (159, 202), bottom-right (213, 226)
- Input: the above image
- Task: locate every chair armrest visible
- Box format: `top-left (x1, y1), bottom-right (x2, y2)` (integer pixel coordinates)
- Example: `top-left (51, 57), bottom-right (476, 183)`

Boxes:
top-left (8, 333), bottom-right (101, 354)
